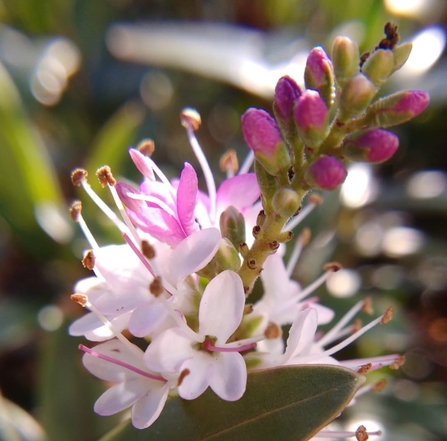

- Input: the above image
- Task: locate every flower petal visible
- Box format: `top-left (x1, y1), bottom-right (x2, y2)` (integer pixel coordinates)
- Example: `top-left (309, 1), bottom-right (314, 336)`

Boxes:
top-left (216, 173), bottom-right (259, 215)
top-left (128, 301), bottom-right (167, 337)
top-left (177, 354), bottom-right (213, 400)
top-left (199, 270), bottom-right (245, 343)
top-left (209, 352), bottom-right (246, 401)
top-left (177, 163), bottom-right (199, 236)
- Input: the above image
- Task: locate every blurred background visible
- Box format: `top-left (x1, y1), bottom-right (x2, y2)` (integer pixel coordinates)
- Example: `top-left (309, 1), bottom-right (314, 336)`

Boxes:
top-left (1, 1), bottom-right (447, 440)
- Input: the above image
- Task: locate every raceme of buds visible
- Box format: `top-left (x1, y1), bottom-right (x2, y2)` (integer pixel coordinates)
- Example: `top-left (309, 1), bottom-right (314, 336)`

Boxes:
top-left (364, 90), bottom-right (430, 128)
top-left (304, 155), bottom-right (347, 190)
top-left (342, 129), bottom-right (399, 163)
top-left (331, 36), bottom-right (360, 88)
top-left (361, 49), bottom-right (394, 88)
top-left (241, 108), bottom-right (291, 176)
top-left (304, 46), bottom-right (335, 108)
top-left (339, 73), bottom-right (377, 121)
top-left (273, 76), bottom-right (302, 135)
top-left (294, 90), bottom-right (329, 148)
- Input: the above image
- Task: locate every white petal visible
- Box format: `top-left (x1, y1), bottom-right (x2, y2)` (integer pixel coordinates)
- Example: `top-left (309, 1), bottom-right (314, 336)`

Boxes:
top-left (209, 352), bottom-right (246, 401)
top-left (283, 309), bottom-right (318, 362)
top-left (199, 270), bottom-right (245, 343)
top-left (94, 379), bottom-right (148, 415)
top-left (131, 382), bottom-right (171, 429)
top-left (164, 228), bottom-right (221, 287)
top-left (144, 328), bottom-right (196, 373)
top-left (177, 354), bottom-right (213, 400)
top-left (69, 312), bottom-right (130, 341)
top-left (128, 302), bottom-right (167, 337)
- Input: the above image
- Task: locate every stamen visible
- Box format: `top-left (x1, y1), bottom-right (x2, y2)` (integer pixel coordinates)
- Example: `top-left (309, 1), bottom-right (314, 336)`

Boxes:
top-left (295, 264), bottom-right (340, 303)
top-left (390, 355), bottom-right (405, 370)
top-left (181, 108), bottom-right (217, 224)
top-left (122, 233), bottom-right (155, 278)
top-left (238, 150), bottom-right (255, 175)
top-left (356, 379), bottom-right (387, 398)
top-left (71, 293), bottom-right (88, 307)
top-left (69, 202), bottom-right (99, 250)
top-left (341, 354), bottom-right (402, 370)
top-left (137, 139), bottom-right (155, 157)
top-left (82, 250), bottom-right (96, 270)
top-left (219, 149), bottom-right (239, 178)
top-left (286, 228), bottom-right (311, 277)
top-left (264, 322), bottom-right (282, 339)
top-left (79, 344), bottom-right (166, 382)
top-left (96, 166), bottom-right (116, 187)
top-left (125, 192), bottom-right (177, 218)
top-left (71, 168), bottom-right (88, 186)
top-left (150, 277), bottom-right (164, 297)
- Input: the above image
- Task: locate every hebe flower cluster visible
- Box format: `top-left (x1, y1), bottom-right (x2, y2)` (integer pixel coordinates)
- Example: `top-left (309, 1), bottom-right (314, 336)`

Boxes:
top-left (69, 25), bottom-right (427, 437)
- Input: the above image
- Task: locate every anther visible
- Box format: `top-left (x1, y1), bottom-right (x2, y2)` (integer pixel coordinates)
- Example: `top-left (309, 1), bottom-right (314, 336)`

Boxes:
top-left (352, 318), bottom-right (362, 333)
top-left (180, 108), bottom-right (201, 131)
top-left (300, 228), bottom-right (311, 246)
top-left (381, 307), bottom-right (393, 324)
top-left (390, 355), bottom-right (405, 370)
top-left (357, 363), bottom-right (372, 374)
top-left (82, 250), bottom-right (96, 270)
top-left (69, 201), bottom-right (82, 222)
top-left (264, 322), bottom-right (282, 339)
top-left (96, 166), bottom-right (116, 188)
top-left (308, 193), bottom-right (323, 206)
top-left (362, 297), bottom-right (373, 315)
top-left (149, 277), bottom-right (164, 297)
top-left (141, 240), bottom-right (156, 260)
top-left (71, 168), bottom-right (88, 186)
top-left (71, 293), bottom-right (88, 307)
top-left (372, 379), bottom-right (387, 392)
top-left (355, 425), bottom-right (369, 441)
top-left (137, 139), bottom-right (155, 156)
top-left (178, 369), bottom-right (190, 387)
top-left (323, 262), bottom-right (342, 272)
top-left (219, 149), bottom-right (239, 174)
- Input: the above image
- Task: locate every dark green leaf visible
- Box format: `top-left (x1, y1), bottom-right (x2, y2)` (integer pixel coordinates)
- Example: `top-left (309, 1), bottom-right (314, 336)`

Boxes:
top-left (99, 365), bottom-right (363, 441)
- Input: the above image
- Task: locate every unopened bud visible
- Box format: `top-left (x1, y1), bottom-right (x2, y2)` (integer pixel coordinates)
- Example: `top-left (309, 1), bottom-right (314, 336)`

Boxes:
top-left (343, 129), bottom-right (399, 163)
top-left (214, 238), bottom-right (241, 273)
top-left (241, 108), bottom-right (291, 175)
top-left (332, 36), bottom-right (360, 88)
top-left (294, 90), bottom-right (329, 148)
top-left (339, 73), bottom-right (377, 121)
top-left (304, 156), bottom-right (347, 190)
top-left (273, 76), bottom-right (302, 137)
top-left (272, 186), bottom-right (300, 219)
top-left (219, 206), bottom-right (246, 248)
top-left (391, 42), bottom-right (412, 74)
top-left (364, 90), bottom-right (429, 128)
top-left (361, 49), bottom-right (394, 88)
top-left (304, 46), bottom-right (335, 108)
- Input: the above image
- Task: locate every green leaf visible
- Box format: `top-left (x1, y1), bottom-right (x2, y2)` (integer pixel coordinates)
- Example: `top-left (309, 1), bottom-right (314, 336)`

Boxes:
top-left (98, 365), bottom-right (363, 441)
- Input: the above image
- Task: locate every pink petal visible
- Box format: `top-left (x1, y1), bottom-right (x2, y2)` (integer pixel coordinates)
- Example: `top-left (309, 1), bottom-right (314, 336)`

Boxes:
top-left (131, 382), bottom-right (171, 429)
top-left (216, 173), bottom-right (259, 215)
top-left (177, 163), bottom-right (199, 236)
top-left (209, 352), bottom-right (246, 401)
top-left (129, 148), bottom-right (155, 181)
top-left (199, 270), bottom-right (245, 343)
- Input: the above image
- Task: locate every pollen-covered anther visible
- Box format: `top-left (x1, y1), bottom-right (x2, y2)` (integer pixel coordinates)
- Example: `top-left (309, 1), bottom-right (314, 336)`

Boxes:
top-left (137, 139), bottom-right (155, 156)
top-left (372, 379), bottom-right (387, 392)
top-left (71, 168), bottom-right (88, 186)
top-left (219, 149), bottom-right (239, 174)
top-left (82, 249), bottom-right (96, 270)
top-left (355, 425), bottom-right (369, 441)
top-left (177, 368), bottom-right (190, 387)
top-left (352, 318), bottom-right (362, 333)
top-left (381, 307), bottom-right (393, 324)
top-left (362, 297), bottom-right (374, 315)
top-left (299, 227), bottom-right (311, 247)
top-left (357, 363), bottom-right (373, 374)
top-left (308, 193), bottom-right (323, 206)
top-left (96, 166), bottom-right (116, 188)
top-left (180, 108), bottom-right (201, 131)
top-left (141, 240), bottom-right (156, 260)
top-left (264, 322), bottom-right (282, 339)
top-left (149, 277), bottom-right (164, 297)
top-left (323, 262), bottom-right (342, 272)
top-left (71, 293), bottom-right (88, 307)
top-left (69, 201), bottom-right (82, 222)
top-left (390, 355), bottom-right (405, 370)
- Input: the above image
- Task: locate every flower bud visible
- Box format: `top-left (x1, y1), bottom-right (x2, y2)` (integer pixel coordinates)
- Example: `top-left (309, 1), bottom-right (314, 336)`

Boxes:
top-left (272, 186), bottom-right (300, 218)
top-left (304, 156), bottom-right (347, 190)
top-left (241, 108), bottom-right (291, 175)
top-left (332, 36), bottom-right (360, 88)
top-left (219, 206), bottom-right (246, 249)
top-left (391, 42), bottom-right (412, 74)
top-left (361, 49), bottom-right (394, 88)
top-left (304, 46), bottom-right (335, 108)
top-left (273, 75), bottom-right (302, 129)
top-left (364, 90), bottom-right (429, 128)
top-left (294, 90), bottom-right (329, 148)
top-left (343, 129), bottom-right (399, 163)
top-left (339, 73), bottom-right (377, 121)
top-left (215, 238), bottom-right (242, 273)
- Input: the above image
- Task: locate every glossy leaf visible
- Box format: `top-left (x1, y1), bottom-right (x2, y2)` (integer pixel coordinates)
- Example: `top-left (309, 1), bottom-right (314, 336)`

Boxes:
top-left (98, 365), bottom-right (363, 441)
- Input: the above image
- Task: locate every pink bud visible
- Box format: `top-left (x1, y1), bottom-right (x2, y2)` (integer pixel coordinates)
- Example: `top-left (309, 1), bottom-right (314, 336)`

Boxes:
top-left (305, 46), bottom-right (332, 88)
top-left (241, 108), bottom-right (281, 155)
top-left (273, 76), bottom-right (302, 122)
top-left (391, 90), bottom-right (429, 116)
top-left (343, 129), bottom-right (399, 163)
top-left (305, 156), bottom-right (347, 190)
